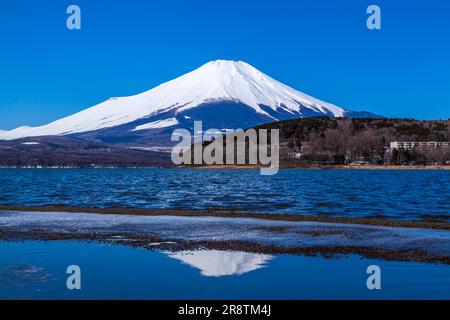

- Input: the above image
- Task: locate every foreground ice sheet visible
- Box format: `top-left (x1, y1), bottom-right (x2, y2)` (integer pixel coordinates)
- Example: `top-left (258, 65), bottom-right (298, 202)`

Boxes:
top-left (1, 210), bottom-right (450, 258)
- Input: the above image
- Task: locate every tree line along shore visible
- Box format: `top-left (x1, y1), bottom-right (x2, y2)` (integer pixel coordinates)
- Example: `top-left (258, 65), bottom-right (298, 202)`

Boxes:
top-left (0, 118), bottom-right (449, 168)
top-left (192, 117), bottom-right (450, 168)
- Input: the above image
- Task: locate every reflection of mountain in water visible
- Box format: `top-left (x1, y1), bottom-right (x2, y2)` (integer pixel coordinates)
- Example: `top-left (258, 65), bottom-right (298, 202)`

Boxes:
top-left (166, 250), bottom-right (274, 277)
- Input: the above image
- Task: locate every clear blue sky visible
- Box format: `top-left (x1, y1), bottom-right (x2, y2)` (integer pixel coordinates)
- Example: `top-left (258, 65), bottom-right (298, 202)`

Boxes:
top-left (0, 0), bottom-right (449, 130)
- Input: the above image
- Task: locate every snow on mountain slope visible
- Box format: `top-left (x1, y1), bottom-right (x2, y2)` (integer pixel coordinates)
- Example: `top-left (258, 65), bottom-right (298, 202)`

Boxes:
top-left (132, 117), bottom-right (179, 131)
top-left (0, 60), bottom-right (372, 141)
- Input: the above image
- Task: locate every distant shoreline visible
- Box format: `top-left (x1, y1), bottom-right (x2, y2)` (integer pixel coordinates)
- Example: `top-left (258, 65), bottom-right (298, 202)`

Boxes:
top-left (190, 165), bottom-right (450, 170)
top-left (0, 164), bottom-right (449, 170)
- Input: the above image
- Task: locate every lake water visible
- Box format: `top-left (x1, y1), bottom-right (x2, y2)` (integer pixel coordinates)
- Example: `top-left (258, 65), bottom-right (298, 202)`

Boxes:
top-left (1, 241), bottom-right (449, 300)
top-left (0, 169), bottom-right (449, 220)
top-left (1, 169), bottom-right (449, 300)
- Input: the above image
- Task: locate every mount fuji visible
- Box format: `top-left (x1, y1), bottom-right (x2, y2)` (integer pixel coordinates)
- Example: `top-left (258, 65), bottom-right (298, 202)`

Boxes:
top-left (0, 60), bottom-right (380, 147)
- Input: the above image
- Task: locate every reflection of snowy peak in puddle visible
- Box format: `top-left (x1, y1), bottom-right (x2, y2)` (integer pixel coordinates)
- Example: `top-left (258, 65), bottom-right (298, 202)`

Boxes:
top-left (166, 250), bottom-right (274, 277)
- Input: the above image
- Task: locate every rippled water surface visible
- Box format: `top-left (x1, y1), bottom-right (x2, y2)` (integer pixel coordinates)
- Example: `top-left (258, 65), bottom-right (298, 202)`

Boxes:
top-left (0, 169), bottom-right (449, 220)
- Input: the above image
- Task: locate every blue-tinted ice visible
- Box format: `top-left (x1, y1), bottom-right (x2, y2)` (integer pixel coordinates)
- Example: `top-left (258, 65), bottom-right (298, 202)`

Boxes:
top-left (1, 210), bottom-right (449, 257)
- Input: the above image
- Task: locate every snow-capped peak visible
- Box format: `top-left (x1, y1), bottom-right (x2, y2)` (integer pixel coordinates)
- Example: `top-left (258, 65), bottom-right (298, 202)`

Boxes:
top-left (140, 59), bottom-right (346, 117)
top-left (0, 60), bottom-right (350, 141)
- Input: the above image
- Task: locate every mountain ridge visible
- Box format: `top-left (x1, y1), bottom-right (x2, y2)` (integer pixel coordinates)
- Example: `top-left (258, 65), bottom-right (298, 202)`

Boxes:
top-left (0, 60), bottom-right (380, 145)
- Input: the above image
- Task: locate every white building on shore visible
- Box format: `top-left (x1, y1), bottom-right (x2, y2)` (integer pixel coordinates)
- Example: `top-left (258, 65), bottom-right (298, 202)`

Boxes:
top-left (390, 141), bottom-right (450, 151)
